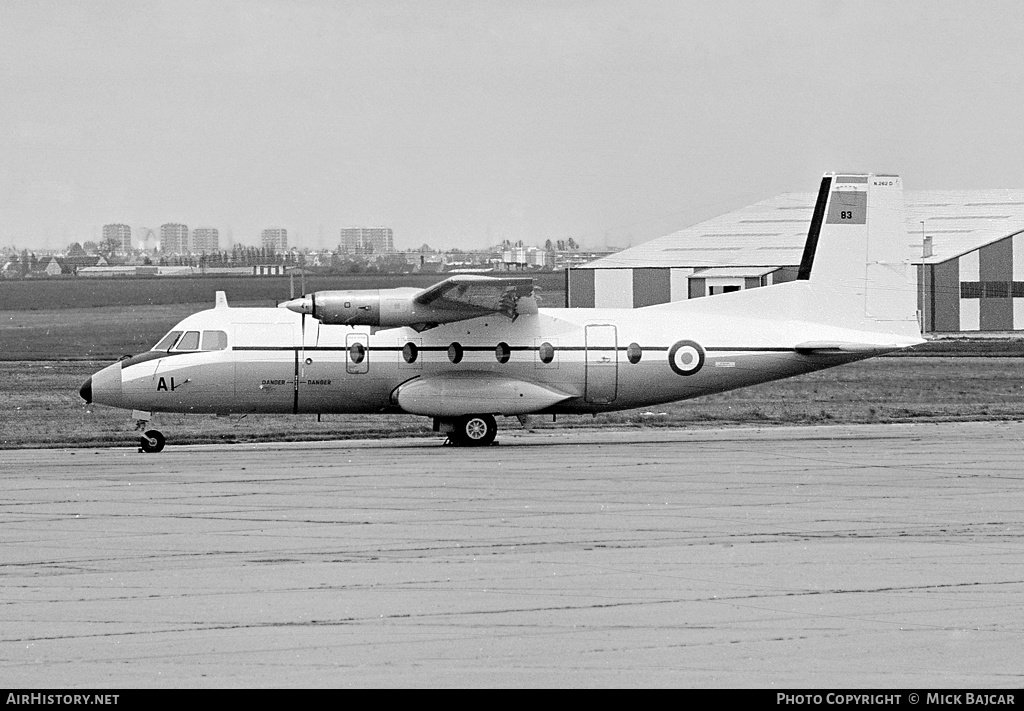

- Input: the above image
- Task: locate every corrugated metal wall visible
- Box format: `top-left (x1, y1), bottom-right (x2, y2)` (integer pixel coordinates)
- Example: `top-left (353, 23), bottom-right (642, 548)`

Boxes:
top-left (928, 233), bottom-right (1024, 332)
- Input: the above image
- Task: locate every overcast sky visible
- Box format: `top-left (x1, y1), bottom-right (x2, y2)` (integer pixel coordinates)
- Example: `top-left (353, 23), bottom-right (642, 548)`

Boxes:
top-left (2, 0), bottom-right (1023, 252)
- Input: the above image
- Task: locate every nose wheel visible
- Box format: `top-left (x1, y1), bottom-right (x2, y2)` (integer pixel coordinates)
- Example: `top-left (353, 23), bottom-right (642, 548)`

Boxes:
top-left (139, 429), bottom-right (166, 453)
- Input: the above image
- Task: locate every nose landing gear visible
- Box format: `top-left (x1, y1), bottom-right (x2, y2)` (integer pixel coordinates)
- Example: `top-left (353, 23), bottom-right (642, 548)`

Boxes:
top-left (133, 411), bottom-right (166, 453)
top-left (139, 430), bottom-right (166, 453)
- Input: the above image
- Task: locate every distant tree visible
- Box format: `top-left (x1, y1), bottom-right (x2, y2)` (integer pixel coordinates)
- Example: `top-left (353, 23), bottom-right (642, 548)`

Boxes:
top-left (567, 238), bottom-right (578, 250)
top-left (556, 240), bottom-right (566, 251)
top-left (99, 233), bottom-right (120, 256)
top-left (544, 239), bottom-right (553, 252)
top-left (67, 242), bottom-right (85, 256)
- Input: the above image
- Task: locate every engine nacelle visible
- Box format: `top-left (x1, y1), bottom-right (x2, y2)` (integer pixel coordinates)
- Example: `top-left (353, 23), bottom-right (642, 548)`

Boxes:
top-left (283, 275), bottom-right (536, 330)
top-left (283, 288), bottom-right (490, 330)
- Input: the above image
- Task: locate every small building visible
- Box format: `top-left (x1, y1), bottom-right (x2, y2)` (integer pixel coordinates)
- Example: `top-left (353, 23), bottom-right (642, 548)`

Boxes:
top-left (77, 265), bottom-right (138, 278)
top-left (37, 256), bottom-right (64, 276)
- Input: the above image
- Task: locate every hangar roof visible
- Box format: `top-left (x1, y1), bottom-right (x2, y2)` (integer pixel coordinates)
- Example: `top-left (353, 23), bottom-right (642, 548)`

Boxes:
top-left (586, 190), bottom-right (1024, 269)
top-left (692, 266), bottom-right (778, 278)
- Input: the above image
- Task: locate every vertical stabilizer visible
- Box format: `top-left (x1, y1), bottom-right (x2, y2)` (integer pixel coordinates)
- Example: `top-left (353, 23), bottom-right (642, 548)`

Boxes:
top-left (797, 173), bottom-right (919, 338)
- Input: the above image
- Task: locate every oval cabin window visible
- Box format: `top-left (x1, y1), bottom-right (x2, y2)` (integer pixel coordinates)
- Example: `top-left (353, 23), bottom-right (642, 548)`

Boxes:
top-left (402, 342), bottom-right (418, 364)
top-left (626, 342), bottom-right (642, 364)
top-left (350, 342), bottom-right (366, 364)
top-left (495, 342), bottom-right (511, 364)
top-left (538, 342), bottom-right (555, 364)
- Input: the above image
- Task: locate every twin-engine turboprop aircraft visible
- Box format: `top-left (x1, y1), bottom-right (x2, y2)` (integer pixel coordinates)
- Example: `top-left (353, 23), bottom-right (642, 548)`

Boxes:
top-left (80, 173), bottom-right (924, 451)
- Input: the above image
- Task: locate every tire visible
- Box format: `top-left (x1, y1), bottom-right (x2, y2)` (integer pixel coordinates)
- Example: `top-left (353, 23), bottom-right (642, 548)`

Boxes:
top-left (140, 430), bottom-right (166, 453)
top-left (453, 414), bottom-right (497, 447)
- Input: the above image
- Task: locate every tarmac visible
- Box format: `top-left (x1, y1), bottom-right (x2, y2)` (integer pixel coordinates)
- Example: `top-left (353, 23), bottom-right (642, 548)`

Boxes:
top-left (1, 422), bottom-right (1023, 688)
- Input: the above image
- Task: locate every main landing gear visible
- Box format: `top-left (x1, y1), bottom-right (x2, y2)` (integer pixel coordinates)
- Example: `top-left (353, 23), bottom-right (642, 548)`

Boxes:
top-left (437, 414), bottom-right (498, 447)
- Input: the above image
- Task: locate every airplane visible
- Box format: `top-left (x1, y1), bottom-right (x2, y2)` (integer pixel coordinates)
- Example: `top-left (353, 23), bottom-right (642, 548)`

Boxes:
top-left (79, 173), bottom-right (924, 452)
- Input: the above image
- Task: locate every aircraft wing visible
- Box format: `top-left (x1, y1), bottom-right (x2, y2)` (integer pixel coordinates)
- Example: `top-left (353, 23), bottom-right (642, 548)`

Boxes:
top-left (413, 275), bottom-right (537, 321)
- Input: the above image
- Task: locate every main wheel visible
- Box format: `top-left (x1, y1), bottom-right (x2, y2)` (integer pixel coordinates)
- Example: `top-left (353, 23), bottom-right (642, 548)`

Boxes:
top-left (140, 429), bottom-right (166, 453)
top-left (452, 414), bottom-right (497, 447)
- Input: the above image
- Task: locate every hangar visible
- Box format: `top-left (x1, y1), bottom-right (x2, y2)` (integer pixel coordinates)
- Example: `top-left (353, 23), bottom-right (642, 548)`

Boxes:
top-left (567, 188), bottom-right (1024, 334)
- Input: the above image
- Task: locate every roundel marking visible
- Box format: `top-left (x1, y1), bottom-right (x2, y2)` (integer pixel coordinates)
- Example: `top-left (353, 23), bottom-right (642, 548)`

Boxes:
top-left (667, 340), bottom-right (705, 376)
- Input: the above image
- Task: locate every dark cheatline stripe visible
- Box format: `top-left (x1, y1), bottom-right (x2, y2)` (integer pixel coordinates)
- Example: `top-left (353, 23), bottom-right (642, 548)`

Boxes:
top-left (234, 345), bottom-right (798, 354)
top-left (705, 346), bottom-right (794, 352)
top-left (797, 175), bottom-right (833, 281)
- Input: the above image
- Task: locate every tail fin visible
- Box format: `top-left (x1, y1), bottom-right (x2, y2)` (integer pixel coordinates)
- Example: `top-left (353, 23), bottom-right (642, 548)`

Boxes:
top-left (797, 173), bottom-right (920, 339)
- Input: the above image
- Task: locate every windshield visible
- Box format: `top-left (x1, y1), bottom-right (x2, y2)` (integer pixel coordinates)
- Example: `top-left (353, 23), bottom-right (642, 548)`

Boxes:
top-left (153, 331), bottom-right (182, 351)
top-left (152, 329), bottom-right (228, 352)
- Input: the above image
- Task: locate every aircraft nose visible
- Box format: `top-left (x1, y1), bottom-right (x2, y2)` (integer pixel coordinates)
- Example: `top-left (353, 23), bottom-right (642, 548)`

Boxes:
top-left (84, 361), bottom-right (124, 407)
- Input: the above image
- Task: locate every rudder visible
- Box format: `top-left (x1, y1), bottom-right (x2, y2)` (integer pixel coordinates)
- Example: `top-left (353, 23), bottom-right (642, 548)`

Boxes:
top-left (797, 173), bottom-right (919, 338)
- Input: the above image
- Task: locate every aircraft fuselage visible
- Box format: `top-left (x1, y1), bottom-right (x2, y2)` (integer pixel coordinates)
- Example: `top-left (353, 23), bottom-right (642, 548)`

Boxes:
top-left (87, 302), bottom-right (864, 419)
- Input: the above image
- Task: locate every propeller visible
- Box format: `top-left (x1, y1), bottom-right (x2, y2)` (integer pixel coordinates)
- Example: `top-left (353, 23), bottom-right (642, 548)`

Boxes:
top-left (287, 271), bottom-right (312, 387)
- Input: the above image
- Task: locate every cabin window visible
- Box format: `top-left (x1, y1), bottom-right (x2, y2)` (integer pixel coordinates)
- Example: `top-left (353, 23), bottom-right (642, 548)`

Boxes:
top-left (448, 342), bottom-right (464, 364)
top-left (627, 342), bottom-right (642, 364)
top-left (495, 342), bottom-right (511, 364)
top-left (538, 342), bottom-right (555, 364)
top-left (174, 331), bottom-right (201, 351)
top-left (350, 342), bottom-right (366, 364)
top-left (154, 331), bottom-right (182, 351)
top-left (402, 342), bottom-right (419, 364)
top-left (201, 330), bottom-right (228, 351)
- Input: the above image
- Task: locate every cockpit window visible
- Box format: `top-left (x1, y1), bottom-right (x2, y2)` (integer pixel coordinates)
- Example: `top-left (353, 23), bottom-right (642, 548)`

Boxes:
top-left (154, 331), bottom-right (182, 351)
top-left (153, 329), bottom-right (228, 352)
top-left (201, 330), bottom-right (228, 351)
top-left (174, 331), bottom-right (201, 351)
